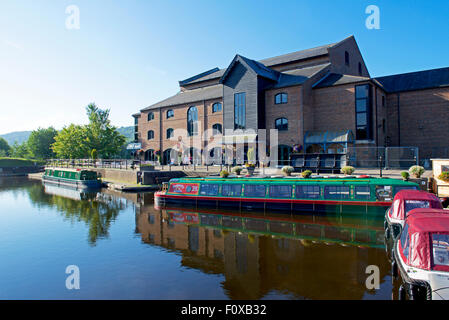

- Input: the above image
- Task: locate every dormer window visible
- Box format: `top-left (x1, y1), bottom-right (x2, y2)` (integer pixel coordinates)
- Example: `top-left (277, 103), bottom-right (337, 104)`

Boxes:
top-left (275, 93), bottom-right (288, 104)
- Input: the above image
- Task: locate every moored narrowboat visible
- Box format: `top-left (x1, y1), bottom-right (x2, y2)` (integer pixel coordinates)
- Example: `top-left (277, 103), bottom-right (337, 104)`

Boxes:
top-left (392, 209), bottom-right (449, 300)
top-left (154, 176), bottom-right (419, 216)
top-left (42, 168), bottom-right (102, 189)
top-left (384, 190), bottom-right (442, 240)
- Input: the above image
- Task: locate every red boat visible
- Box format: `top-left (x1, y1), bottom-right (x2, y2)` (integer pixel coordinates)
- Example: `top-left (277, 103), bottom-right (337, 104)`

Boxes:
top-left (393, 209), bottom-right (449, 300)
top-left (385, 190), bottom-right (442, 239)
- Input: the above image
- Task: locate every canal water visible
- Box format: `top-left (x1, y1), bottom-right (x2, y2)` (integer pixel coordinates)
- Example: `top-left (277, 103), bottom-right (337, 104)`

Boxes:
top-left (0, 177), bottom-right (399, 299)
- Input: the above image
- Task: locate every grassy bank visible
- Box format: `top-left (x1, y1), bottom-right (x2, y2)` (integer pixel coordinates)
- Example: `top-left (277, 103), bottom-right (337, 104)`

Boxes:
top-left (0, 157), bottom-right (45, 167)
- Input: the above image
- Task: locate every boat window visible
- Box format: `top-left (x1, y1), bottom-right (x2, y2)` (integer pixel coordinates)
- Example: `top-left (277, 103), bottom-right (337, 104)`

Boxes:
top-left (394, 186), bottom-right (417, 195)
top-left (400, 223), bottom-right (410, 260)
top-left (221, 184), bottom-right (242, 197)
top-left (200, 184), bottom-right (219, 196)
top-left (432, 234), bottom-right (449, 267)
top-left (324, 186), bottom-right (350, 200)
top-left (405, 200), bottom-right (430, 215)
top-left (244, 184), bottom-right (266, 198)
top-left (354, 185), bottom-right (371, 200)
top-left (269, 185), bottom-right (293, 198)
top-left (295, 185), bottom-right (320, 199)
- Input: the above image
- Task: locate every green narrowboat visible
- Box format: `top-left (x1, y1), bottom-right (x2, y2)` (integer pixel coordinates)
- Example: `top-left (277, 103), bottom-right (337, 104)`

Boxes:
top-left (154, 176), bottom-right (419, 216)
top-left (42, 168), bottom-right (102, 189)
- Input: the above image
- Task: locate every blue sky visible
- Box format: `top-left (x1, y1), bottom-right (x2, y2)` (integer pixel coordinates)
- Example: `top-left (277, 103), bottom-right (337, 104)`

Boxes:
top-left (0, 0), bottom-right (448, 135)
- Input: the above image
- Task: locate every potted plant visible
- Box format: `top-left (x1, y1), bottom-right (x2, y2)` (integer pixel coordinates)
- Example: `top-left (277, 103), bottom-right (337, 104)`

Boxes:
top-left (220, 169), bottom-right (229, 178)
top-left (282, 166), bottom-right (294, 176)
top-left (341, 166), bottom-right (355, 175)
top-left (232, 166), bottom-right (243, 175)
top-left (246, 148), bottom-right (256, 175)
top-left (301, 170), bottom-right (312, 178)
top-left (245, 163), bottom-right (256, 175)
top-left (401, 171), bottom-right (410, 181)
top-left (409, 165), bottom-right (425, 178)
top-left (438, 172), bottom-right (449, 183)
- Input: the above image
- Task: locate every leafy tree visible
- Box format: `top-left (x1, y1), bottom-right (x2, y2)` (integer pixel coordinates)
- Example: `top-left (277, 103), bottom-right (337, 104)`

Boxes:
top-left (52, 124), bottom-right (89, 159)
top-left (0, 137), bottom-right (10, 156)
top-left (27, 127), bottom-right (57, 159)
top-left (10, 142), bottom-right (33, 158)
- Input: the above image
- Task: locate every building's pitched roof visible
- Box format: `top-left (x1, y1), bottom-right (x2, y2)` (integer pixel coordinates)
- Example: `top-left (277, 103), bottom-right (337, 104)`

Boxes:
top-left (141, 84), bottom-right (222, 111)
top-left (259, 43), bottom-right (334, 67)
top-left (179, 68), bottom-right (220, 86)
top-left (219, 54), bottom-right (280, 84)
top-left (374, 67), bottom-right (449, 93)
top-left (271, 63), bottom-right (331, 88)
top-left (313, 73), bottom-right (371, 88)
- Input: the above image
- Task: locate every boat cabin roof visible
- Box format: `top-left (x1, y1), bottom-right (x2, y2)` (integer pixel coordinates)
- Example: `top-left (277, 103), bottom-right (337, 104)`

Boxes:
top-left (391, 190), bottom-right (442, 220)
top-left (406, 210), bottom-right (449, 233)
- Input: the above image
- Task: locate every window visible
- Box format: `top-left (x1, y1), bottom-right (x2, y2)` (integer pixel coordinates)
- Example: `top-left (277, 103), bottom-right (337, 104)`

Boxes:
top-left (345, 51), bottom-right (350, 66)
top-left (269, 185), bottom-right (292, 198)
top-left (147, 130), bottom-right (154, 140)
top-left (166, 128), bottom-right (174, 139)
top-left (358, 62), bottom-right (362, 76)
top-left (432, 234), bottom-right (449, 267)
top-left (222, 184), bottom-right (242, 197)
top-left (145, 149), bottom-right (155, 161)
top-left (187, 106), bottom-right (198, 136)
top-left (212, 102), bottom-right (222, 113)
top-left (200, 184), bottom-right (219, 196)
top-left (354, 185), bottom-right (371, 200)
top-left (166, 109), bottom-right (174, 119)
top-left (275, 93), bottom-right (288, 104)
top-left (147, 112), bottom-right (154, 121)
top-left (394, 186), bottom-right (417, 195)
top-left (212, 123), bottom-right (222, 135)
top-left (244, 184), bottom-right (266, 198)
top-left (234, 92), bottom-right (246, 129)
top-left (275, 118), bottom-right (288, 131)
top-left (134, 117), bottom-right (138, 125)
top-left (295, 185), bottom-right (320, 199)
top-left (355, 84), bottom-right (372, 140)
top-left (324, 186), bottom-right (350, 200)
top-left (400, 223), bottom-right (410, 260)
top-left (405, 200), bottom-right (430, 214)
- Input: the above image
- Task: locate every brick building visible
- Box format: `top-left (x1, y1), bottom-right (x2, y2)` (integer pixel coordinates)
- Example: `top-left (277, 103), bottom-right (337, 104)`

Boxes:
top-left (132, 35), bottom-right (449, 165)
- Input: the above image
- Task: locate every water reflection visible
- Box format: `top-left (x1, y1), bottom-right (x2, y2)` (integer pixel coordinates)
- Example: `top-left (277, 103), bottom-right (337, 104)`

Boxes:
top-left (136, 203), bottom-right (391, 299)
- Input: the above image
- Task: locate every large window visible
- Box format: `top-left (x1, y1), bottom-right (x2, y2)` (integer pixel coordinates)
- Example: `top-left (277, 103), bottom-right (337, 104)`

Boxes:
top-left (166, 128), bottom-right (174, 139)
top-left (166, 109), bottom-right (174, 119)
top-left (355, 84), bottom-right (372, 140)
top-left (269, 185), bottom-right (292, 198)
top-left (275, 118), bottom-right (288, 131)
top-left (244, 185), bottom-right (266, 198)
top-left (187, 106), bottom-right (198, 136)
top-left (295, 185), bottom-right (320, 199)
top-left (324, 186), bottom-right (350, 200)
top-left (200, 184), bottom-right (219, 196)
top-left (147, 112), bottom-right (154, 121)
top-left (147, 130), bottom-right (154, 140)
top-left (234, 93), bottom-right (246, 130)
top-left (212, 102), bottom-right (222, 113)
top-left (222, 184), bottom-right (242, 197)
top-left (405, 200), bottom-right (430, 214)
top-left (275, 93), bottom-right (288, 104)
top-left (212, 123), bottom-right (222, 135)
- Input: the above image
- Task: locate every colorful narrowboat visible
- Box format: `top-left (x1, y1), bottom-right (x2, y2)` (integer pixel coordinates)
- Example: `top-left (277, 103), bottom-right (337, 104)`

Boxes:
top-left (393, 209), bottom-right (449, 300)
top-left (154, 176), bottom-right (419, 216)
top-left (42, 168), bottom-right (102, 189)
top-left (384, 190), bottom-right (442, 240)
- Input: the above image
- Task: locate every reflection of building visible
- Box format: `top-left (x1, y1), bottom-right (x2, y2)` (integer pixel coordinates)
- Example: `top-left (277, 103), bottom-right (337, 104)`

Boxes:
top-left (133, 35), bottom-right (449, 164)
top-left (136, 205), bottom-right (390, 299)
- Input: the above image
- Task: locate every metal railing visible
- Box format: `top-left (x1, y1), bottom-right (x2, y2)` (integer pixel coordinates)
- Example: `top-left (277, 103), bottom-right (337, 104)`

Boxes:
top-left (346, 147), bottom-right (419, 169)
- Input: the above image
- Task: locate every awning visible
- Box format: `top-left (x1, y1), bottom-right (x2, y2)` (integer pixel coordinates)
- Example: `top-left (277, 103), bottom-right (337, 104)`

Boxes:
top-left (304, 130), bottom-right (354, 144)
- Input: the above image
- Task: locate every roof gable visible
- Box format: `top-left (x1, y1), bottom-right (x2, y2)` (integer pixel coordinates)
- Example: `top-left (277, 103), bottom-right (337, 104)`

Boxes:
top-left (219, 54), bottom-right (279, 84)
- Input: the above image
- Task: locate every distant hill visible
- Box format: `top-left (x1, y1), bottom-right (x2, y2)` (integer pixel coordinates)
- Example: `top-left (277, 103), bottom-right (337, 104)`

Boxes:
top-left (0, 126), bottom-right (134, 146)
top-left (0, 131), bottom-right (31, 145)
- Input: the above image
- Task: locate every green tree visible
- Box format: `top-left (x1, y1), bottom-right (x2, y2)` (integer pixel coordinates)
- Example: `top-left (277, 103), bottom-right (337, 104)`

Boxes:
top-left (52, 124), bottom-right (89, 159)
top-left (27, 127), bottom-right (57, 159)
top-left (0, 137), bottom-right (10, 156)
top-left (10, 142), bottom-right (32, 158)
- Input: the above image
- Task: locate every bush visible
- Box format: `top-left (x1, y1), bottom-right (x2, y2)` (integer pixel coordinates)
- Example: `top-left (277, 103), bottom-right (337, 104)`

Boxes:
top-left (232, 166), bottom-right (243, 175)
top-left (341, 166), bottom-right (355, 175)
top-left (401, 171), bottom-right (410, 181)
top-left (409, 165), bottom-right (425, 178)
top-left (438, 172), bottom-right (449, 182)
top-left (301, 170), bottom-right (312, 178)
top-left (220, 170), bottom-right (229, 178)
top-left (282, 166), bottom-right (294, 176)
